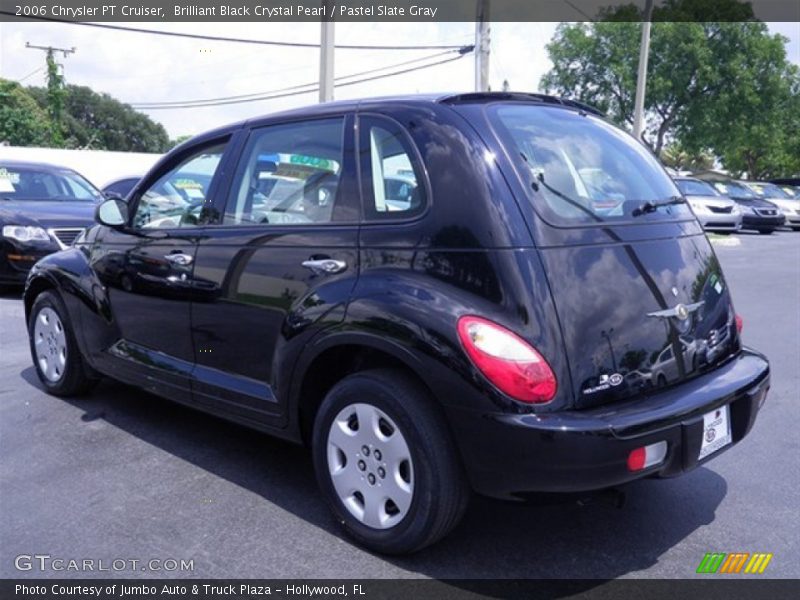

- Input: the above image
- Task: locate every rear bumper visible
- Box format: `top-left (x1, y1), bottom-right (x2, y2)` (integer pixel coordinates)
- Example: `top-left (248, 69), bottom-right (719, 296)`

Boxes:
top-left (446, 348), bottom-right (769, 499)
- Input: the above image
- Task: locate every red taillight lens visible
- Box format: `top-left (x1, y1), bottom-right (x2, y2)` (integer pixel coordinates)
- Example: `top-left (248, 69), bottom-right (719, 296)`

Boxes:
top-left (627, 441), bottom-right (668, 472)
top-left (735, 314), bottom-right (743, 333)
top-left (627, 447), bottom-right (646, 471)
top-left (456, 315), bottom-right (557, 403)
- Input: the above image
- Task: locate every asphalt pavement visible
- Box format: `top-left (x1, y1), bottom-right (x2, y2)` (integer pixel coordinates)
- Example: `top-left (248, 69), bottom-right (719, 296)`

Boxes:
top-left (1, 230), bottom-right (798, 580)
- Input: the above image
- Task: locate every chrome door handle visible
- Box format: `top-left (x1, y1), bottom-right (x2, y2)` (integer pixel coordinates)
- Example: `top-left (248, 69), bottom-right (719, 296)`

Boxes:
top-left (164, 252), bottom-right (194, 266)
top-left (301, 259), bottom-right (347, 274)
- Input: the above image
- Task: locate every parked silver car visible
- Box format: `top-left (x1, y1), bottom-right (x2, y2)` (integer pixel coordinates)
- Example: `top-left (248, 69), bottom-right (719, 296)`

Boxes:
top-left (744, 181), bottom-right (800, 231)
top-left (674, 177), bottom-right (742, 232)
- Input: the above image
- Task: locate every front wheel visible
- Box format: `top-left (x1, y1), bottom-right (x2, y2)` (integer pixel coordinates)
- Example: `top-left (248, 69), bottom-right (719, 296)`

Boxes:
top-left (312, 368), bottom-right (469, 554)
top-left (28, 291), bottom-right (98, 396)
top-left (758, 229), bottom-right (774, 235)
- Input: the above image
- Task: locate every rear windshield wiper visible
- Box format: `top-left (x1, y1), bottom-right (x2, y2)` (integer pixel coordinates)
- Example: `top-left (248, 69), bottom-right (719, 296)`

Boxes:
top-left (632, 196), bottom-right (686, 217)
top-left (518, 152), bottom-right (603, 223)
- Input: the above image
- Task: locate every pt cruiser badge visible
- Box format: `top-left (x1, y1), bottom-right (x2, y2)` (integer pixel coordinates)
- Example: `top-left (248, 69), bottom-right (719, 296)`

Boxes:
top-left (647, 301), bottom-right (705, 321)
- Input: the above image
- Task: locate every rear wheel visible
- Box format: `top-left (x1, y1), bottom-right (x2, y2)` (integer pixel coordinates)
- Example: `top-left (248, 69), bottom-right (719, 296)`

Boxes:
top-left (312, 368), bottom-right (469, 554)
top-left (28, 291), bottom-right (98, 396)
top-left (758, 229), bottom-right (774, 235)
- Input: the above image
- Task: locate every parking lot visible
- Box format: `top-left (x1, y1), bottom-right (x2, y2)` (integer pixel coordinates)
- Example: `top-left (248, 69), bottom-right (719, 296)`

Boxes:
top-left (1, 231), bottom-right (798, 580)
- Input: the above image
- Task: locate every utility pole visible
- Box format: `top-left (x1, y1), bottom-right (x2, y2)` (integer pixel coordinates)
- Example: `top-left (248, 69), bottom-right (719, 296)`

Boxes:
top-left (26, 43), bottom-right (75, 146)
top-left (475, 0), bottom-right (490, 92)
top-left (632, 0), bottom-right (654, 141)
top-left (319, 0), bottom-right (335, 103)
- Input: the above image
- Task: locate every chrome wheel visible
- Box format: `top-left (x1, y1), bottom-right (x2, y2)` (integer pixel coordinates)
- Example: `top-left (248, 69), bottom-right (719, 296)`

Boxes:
top-left (34, 307), bottom-right (67, 382)
top-left (326, 403), bottom-right (414, 530)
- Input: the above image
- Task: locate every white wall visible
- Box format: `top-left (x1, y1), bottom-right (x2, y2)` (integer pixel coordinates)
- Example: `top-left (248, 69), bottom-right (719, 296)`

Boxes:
top-left (0, 146), bottom-right (163, 189)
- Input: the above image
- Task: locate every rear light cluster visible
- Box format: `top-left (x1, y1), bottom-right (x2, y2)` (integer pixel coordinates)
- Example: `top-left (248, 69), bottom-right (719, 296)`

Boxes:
top-left (627, 441), bottom-right (668, 472)
top-left (735, 314), bottom-right (743, 334)
top-left (457, 315), bottom-right (557, 403)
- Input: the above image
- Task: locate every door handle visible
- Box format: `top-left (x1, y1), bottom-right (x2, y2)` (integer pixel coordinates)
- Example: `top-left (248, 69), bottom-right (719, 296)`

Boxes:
top-left (164, 252), bottom-right (194, 266)
top-left (301, 258), bottom-right (347, 274)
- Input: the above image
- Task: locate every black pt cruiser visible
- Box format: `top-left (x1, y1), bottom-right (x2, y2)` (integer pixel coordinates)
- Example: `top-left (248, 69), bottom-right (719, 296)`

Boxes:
top-left (24, 93), bottom-right (770, 554)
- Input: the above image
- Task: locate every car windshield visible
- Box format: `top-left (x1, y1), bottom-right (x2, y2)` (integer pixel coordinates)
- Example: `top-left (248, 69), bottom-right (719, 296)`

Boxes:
top-left (0, 165), bottom-right (102, 202)
top-left (676, 179), bottom-right (719, 197)
top-left (778, 186), bottom-right (799, 198)
top-left (489, 104), bottom-right (690, 224)
top-left (709, 180), bottom-right (757, 200)
top-left (748, 182), bottom-right (794, 200)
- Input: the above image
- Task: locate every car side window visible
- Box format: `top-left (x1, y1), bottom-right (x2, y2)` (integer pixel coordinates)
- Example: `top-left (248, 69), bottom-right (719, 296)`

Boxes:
top-left (359, 116), bottom-right (427, 221)
top-left (224, 118), bottom-right (345, 226)
top-left (132, 143), bottom-right (226, 230)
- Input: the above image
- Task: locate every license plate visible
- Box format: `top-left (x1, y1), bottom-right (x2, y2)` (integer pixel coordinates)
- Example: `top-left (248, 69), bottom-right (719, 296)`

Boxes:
top-left (699, 405), bottom-right (732, 460)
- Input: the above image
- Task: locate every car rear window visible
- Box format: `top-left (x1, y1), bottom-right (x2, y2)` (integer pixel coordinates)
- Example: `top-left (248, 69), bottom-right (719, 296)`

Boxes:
top-left (488, 105), bottom-right (691, 225)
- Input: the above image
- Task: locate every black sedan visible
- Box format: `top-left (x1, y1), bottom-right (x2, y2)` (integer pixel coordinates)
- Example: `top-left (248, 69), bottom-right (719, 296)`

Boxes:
top-left (696, 176), bottom-right (785, 234)
top-left (0, 160), bottom-right (101, 288)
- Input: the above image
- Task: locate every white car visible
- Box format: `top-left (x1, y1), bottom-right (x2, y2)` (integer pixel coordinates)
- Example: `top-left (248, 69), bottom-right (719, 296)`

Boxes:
top-left (674, 177), bottom-right (742, 233)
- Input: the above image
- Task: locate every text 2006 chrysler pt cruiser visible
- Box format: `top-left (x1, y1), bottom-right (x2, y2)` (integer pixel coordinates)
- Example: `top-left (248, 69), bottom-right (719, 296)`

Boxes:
top-left (24, 93), bottom-right (770, 554)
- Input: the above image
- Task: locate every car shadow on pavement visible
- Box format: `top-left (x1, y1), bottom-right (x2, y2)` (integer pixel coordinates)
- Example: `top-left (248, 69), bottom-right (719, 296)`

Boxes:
top-left (20, 368), bottom-right (728, 583)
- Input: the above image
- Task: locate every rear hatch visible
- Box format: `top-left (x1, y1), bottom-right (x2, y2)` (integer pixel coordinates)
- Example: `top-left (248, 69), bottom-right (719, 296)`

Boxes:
top-left (483, 102), bottom-right (740, 408)
top-left (538, 233), bottom-right (739, 408)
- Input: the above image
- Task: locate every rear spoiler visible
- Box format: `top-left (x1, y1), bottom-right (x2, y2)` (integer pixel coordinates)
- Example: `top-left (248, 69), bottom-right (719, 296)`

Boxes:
top-left (439, 92), bottom-right (605, 118)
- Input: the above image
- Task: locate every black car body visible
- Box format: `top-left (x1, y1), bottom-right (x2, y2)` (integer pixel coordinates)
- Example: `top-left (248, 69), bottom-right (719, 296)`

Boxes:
top-left (23, 93), bottom-right (770, 553)
top-left (695, 175), bottom-right (785, 233)
top-left (1, 161), bottom-right (101, 287)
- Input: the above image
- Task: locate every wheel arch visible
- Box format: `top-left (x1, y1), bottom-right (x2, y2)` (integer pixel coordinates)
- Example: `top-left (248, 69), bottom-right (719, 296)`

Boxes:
top-left (290, 332), bottom-right (440, 446)
top-left (24, 273), bottom-right (59, 323)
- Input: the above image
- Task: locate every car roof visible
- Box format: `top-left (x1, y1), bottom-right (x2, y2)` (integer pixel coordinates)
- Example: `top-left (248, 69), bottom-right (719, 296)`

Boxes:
top-left (0, 159), bottom-right (82, 173)
top-left (183, 92), bottom-right (603, 142)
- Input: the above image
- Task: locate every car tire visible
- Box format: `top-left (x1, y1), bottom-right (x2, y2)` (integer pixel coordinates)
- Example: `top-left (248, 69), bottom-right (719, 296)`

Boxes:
top-left (758, 229), bottom-right (773, 235)
top-left (312, 368), bottom-right (469, 554)
top-left (28, 291), bottom-right (98, 397)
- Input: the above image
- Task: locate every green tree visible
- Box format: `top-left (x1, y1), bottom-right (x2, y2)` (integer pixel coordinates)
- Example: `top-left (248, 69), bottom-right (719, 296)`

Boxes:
top-left (168, 134), bottom-right (193, 150)
top-left (540, 0), bottom-right (798, 178)
top-left (29, 84), bottom-right (170, 153)
top-left (700, 59), bottom-right (800, 179)
top-left (0, 79), bottom-right (50, 146)
top-left (661, 143), bottom-right (715, 172)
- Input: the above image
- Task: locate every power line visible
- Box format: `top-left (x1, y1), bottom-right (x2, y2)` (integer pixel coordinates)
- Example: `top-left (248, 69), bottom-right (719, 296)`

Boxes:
top-left (130, 49), bottom-right (466, 107)
top-left (0, 12), bottom-right (465, 50)
top-left (132, 53), bottom-right (470, 109)
top-left (15, 66), bottom-right (45, 83)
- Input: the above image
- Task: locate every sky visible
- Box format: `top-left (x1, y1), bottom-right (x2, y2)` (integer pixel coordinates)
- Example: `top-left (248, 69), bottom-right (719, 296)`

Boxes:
top-left (0, 20), bottom-right (798, 139)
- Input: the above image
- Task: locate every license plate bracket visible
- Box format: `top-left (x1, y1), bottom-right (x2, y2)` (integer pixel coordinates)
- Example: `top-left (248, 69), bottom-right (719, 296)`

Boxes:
top-left (698, 404), bottom-right (732, 460)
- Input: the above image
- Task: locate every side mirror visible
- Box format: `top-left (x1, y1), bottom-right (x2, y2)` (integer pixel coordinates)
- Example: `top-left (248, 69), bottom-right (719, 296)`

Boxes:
top-left (95, 197), bottom-right (129, 229)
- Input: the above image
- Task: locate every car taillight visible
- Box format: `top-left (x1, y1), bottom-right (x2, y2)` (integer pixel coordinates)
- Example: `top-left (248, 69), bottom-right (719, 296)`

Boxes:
top-left (456, 315), bottom-right (557, 403)
top-left (627, 441), bottom-right (668, 472)
top-left (735, 314), bottom-right (743, 333)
